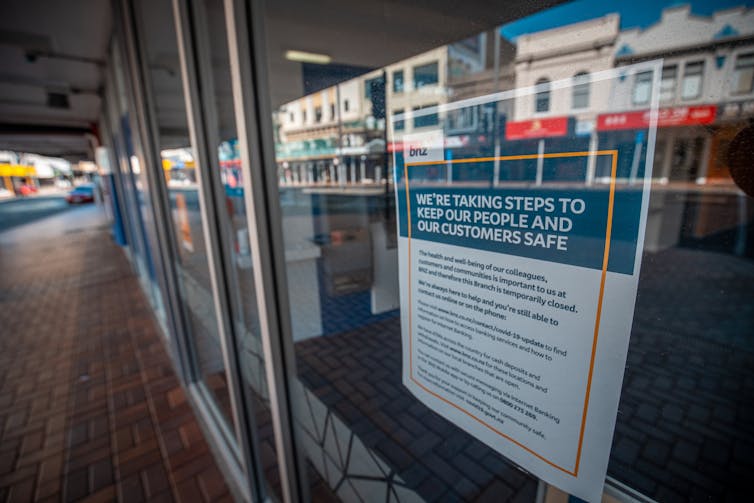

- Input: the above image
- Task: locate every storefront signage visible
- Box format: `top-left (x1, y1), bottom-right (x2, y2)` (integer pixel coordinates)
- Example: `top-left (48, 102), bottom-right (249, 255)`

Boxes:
top-left (597, 104), bottom-right (716, 131)
top-left (394, 132), bottom-right (654, 501)
top-left (505, 117), bottom-right (569, 140)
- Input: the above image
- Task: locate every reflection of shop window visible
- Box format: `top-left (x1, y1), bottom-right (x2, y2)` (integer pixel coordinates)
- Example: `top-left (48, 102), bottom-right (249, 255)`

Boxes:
top-left (682, 61), bottom-right (704, 100)
top-left (413, 62), bottom-right (439, 89)
top-left (633, 71), bottom-right (653, 105)
top-left (393, 70), bottom-right (404, 93)
top-left (447, 107), bottom-right (476, 132)
top-left (315, 106), bottom-right (322, 122)
top-left (731, 53), bottom-right (754, 95)
top-left (572, 72), bottom-right (590, 109)
top-left (535, 78), bottom-right (550, 112)
top-left (343, 99), bottom-right (350, 112)
top-left (413, 104), bottom-right (439, 128)
top-left (330, 103), bottom-right (336, 120)
top-left (289, 112), bottom-right (294, 123)
top-left (302, 110), bottom-right (307, 123)
top-left (393, 109), bottom-right (405, 131)
top-left (660, 65), bottom-right (677, 102)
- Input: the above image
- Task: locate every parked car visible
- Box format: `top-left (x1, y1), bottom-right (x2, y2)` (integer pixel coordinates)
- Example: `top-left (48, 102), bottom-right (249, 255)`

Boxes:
top-left (66, 185), bottom-right (95, 204)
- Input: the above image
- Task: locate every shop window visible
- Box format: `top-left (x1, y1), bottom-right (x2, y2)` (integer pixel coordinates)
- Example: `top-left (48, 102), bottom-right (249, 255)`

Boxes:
top-left (413, 104), bottom-right (439, 128)
top-left (393, 69), bottom-right (404, 93)
top-left (681, 61), bottom-right (704, 100)
top-left (413, 61), bottom-right (439, 89)
top-left (660, 65), bottom-right (677, 102)
top-left (731, 52), bottom-right (754, 94)
top-left (535, 77), bottom-right (550, 112)
top-left (633, 70), bottom-right (653, 105)
top-left (572, 72), bottom-right (590, 109)
top-left (393, 109), bottom-right (405, 131)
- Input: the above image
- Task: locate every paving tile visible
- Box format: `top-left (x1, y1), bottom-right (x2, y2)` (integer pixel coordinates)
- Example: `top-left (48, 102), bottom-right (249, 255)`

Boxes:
top-left (0, 227), bottom-right (230, 503)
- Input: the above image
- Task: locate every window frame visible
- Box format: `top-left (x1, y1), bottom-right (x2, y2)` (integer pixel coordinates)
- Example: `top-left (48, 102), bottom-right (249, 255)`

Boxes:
top-left (535, 77), bottom-right (551, 113)
top-left (413, 61), bottom-right (439, 89)
top-left (681, 60), bottom-right (704, 100)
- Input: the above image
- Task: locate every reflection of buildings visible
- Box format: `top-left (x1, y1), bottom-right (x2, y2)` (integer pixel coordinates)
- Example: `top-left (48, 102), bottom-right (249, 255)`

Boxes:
top-left (510, 5), bottom-right (754, 253)
top-left (276, 71), bottom-right (387, 186)
top-left (610, 5), bottom-right (754, 185)
top-left (608, 5), bottom-right (754, 251)
top-left (511, 15), bottom-right (620, 185)
top-left (513, 15), bottom-right (619, 125)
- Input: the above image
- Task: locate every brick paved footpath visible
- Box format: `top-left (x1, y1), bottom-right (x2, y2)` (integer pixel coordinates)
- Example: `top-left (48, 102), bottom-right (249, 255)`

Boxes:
top-left (0, 224), bottom-right (232, 502)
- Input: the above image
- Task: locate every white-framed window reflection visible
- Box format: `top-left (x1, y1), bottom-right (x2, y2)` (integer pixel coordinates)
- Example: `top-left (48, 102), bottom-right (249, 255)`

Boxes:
top-left (731, 52), bottom-right (754, 95)
top-left (681, 61), bottom-right (704, 100)
top-left (535, 77), bottom-right (551, 112)
top-left (660, 65), bottom-right (677, 102)
top-left (572, 72), bottom-right (590, 109)
top-left (633, 70), bottom-right (653, 105)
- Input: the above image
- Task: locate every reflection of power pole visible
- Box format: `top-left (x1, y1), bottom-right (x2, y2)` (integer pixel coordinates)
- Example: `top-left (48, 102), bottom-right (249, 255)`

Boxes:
top-left (629, 131), bottom-right (644, 185)
top-left (492, 28), bottom-right (502, 187)
top-left (536, 139), bottom-right (545, 185)
top-left (336, 83), bottom-right (344, 185)
top-left (586, 132), bottom-right (598, 186)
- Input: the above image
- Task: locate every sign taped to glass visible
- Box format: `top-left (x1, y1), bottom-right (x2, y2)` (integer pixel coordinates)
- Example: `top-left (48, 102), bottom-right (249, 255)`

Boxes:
top-left (392, 63), bottom-right (661, 502)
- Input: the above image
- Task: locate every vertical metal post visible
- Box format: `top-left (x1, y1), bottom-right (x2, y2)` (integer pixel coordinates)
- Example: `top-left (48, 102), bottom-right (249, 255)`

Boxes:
top-left (170, 3), bottom-right (262, 503)
top-left (223, 0), bottom-right (307, 501)
top-left (536, 138), bottom-right (545, 185)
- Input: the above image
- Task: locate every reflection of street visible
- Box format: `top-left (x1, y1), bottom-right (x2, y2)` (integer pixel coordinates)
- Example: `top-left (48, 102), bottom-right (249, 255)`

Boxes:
top-left (0, 195), bottom-right (73, 233)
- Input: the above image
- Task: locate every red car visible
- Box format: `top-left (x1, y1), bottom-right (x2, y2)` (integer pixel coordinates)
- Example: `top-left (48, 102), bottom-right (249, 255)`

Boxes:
top-left (66, 185), bottom-right (95, 204)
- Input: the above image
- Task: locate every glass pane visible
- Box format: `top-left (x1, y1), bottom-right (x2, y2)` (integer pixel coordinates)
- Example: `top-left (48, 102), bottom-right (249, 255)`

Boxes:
top-left (109, 40), bottom-right (168, 328)
top-left (135, 0), bottom-right (237, 434)
top-left (257, 1), bottom-right (753, 502)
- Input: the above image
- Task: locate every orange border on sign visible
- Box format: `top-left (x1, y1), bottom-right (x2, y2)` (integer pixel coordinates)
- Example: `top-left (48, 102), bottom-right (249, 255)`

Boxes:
top-left (403, 150), bottom-right (619, 477)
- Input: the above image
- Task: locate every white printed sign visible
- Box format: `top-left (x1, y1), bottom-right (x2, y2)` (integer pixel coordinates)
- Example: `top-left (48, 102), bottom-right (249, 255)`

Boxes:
top-left (393, 64), bottom-right (659, 502)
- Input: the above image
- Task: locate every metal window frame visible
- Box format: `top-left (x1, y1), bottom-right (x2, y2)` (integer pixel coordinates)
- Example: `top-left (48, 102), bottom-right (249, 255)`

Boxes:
top-left (169, 0), bottom-right (268, 501)
top-left (223, 0), bottom-right (309, 501)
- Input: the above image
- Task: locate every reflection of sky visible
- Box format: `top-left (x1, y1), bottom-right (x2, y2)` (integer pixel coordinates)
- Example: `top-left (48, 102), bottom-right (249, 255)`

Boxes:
top-left (501, 0), bottom-right (754, 41)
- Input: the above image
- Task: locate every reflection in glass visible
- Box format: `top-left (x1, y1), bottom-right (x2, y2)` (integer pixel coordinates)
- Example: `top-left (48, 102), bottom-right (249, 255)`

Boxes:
top-left (260, 1), bottom-right (754, 501)
top-left (135, 0), bottom-right (237, 432)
